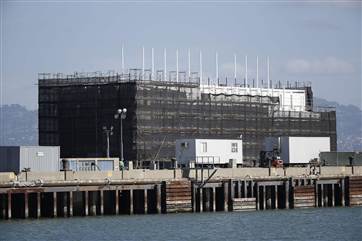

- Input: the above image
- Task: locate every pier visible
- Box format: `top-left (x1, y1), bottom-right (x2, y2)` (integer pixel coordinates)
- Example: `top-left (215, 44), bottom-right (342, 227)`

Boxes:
top-left (1, 166), bottom-right (362, 219)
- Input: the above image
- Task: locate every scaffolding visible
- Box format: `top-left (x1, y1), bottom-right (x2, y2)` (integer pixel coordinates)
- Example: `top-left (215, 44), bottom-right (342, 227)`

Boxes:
top-left (38, 72), bottom-right (336, 168)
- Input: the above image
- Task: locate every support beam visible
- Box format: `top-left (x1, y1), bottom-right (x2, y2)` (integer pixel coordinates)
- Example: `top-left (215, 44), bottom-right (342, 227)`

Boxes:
top-left (244, 180), bottom-right (247, 198)
top-left (157, 185), bottom-right (161, 214)
top-left (275, 185), bottom-right (278, 209)
top-left (129, 189), bottom-right (133, 215)
top-left (341, 179), bottom-right (345, 207)
top-left (53, 192), bottom-right (57, 217)
top-left (331, 184), bottom-right (335, 207)
top-left (212, 187), bottom-right (216, 212)
top-left (224, 182), bottom-right (229, 211)
top-left (285, 181), bottom-right (289, 209)
top-left (69, 192), bottom-right (73, 217)
top-left (144, 189), bottom-right (148, 214)
top-left (84, 191), bottom-right (88, 216)
top-left (238, 180), bottom-right (241, 198)
top-left (37, 192), bottom-right (41, 218)
top-left (100, 191), bottom-right (104, 215)
top-left (315, 184), bottom-right (319, 207)
top-left (263, 186), bottom-right (266, 210)
top-left (90, 192), bottom-right (96, 216)
top-left (24, 192), bottom-right (29, 218)
top-left (200, 188), bottom-right (203, 212)
top-left (251, 180), bottom-right (254, 198)
top-left (115, 189), bottom-right (119, 215)
top-left (1, 194), bottom-right (6, 218)
top-left (256, 183), bottom-right (260, 210)
top-left (7, 193), bottom-right (11, 219)
top-left (63, 192), bottom-right (68, 217)
top-left (321, 184), bottom-right (324, 207)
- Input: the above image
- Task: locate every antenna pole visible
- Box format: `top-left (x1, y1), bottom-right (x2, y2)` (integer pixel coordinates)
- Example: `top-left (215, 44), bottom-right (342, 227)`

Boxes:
top-left (151, 48), bottom-right (154, 80)
top-left (121, 44), bottom-right (125, 74)
top-left (142, 46), bottom-right (145, 80)
top-left (267, 56), bottom-right (270, 92)
top-left (216, 52), bottom-right (219, 85)
top-left (256, 56), bottom-right (259, 89)
top-left (199, 51), bottom-right (203, 85)
top-left (176, 49), bottom-right (179, 82)
top-left (164, 48), bottom-right (167, 81)
top-left (245, 55), bottom-right (248, 88)
top-left (188, 48), bottom-right (191, 81)
top-left (234, 54), bottom-right (237, 82)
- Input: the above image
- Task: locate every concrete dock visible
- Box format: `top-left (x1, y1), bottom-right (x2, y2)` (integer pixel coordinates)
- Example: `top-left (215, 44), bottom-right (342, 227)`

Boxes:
top-left (1, 166), bottom-right (362, 219)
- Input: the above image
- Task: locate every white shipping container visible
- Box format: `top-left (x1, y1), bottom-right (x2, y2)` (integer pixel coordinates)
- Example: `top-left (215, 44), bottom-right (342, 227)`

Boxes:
top-left (263, 137), bottom-right (330, 164)
top-left (176, 139), bottom-right (243, 166)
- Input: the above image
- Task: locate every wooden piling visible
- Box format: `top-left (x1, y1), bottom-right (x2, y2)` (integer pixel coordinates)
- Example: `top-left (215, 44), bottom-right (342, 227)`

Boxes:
top-left (244, 180), bottom-right (247, 198)
top-left (200, 188), bottom-right (203, 212)
top-left (100, 190), bottom-right (104, 215)
top-left (63, 192), bottom-right (68, 217)
top-left (69, 192), bottom-right (73, 217)
top-left (341, 179), bottom-right (345, 206)
top-left (129, 189), bottom-right (133, 215)
top-left (262, 186), bottom-right (266, 210)
top-left (157, 185), bottom-right (161, 214)
top-left (144, 189), bottom-right (148, 214)
top-left (331, 184), bottom-right (335, 207)
top-left (24, 192), bottom-right (29, 218)
top-left (285, 181), bottom-right (289, 209)
top-left (212, 187), bottom-right (216, 212)
top-left (275, 185), bottom-right (278, 209)
top-left (84, 191), bottom-right (88, 216)
top-left (256, 183), bottom-right (260, 210)
top-left (115, 189), bottom-right (119, 215)
top-left (7, 193), bottom-right (11, 219)
top-left (53, 192), bottom-right (57, 217)
top-left (224, 182), bottom-right (228, 211)
top-left (37, 192), bottom-right (41, 218)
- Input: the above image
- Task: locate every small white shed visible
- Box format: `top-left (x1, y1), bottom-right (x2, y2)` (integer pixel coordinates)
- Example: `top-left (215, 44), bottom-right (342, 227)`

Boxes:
top-left (263, 136), bottom-right (330, 164)
top-left (176, 139), bottom-right (243, 166)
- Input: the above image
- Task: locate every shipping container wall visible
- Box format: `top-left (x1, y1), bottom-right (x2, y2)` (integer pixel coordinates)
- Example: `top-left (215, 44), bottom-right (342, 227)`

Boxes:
top-left (0, 147), bottom-right (20, 172)
top-left (19, 146), bottom-right (60, 172)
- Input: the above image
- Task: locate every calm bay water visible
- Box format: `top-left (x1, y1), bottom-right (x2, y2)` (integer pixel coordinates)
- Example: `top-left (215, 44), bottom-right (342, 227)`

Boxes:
top-left (0, 207), bottom-right (361, 241)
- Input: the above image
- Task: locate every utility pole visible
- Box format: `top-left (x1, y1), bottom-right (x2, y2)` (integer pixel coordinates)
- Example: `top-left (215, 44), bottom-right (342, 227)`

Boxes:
top-left (114, 108), bottom-right (127, 165)
top-left (102, 126), bottom-right (113, 158)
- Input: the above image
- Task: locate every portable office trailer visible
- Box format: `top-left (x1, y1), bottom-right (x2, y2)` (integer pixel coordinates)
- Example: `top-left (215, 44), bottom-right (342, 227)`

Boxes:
top-left (0, 146), bottom-right (60, 173)
top-left (263, 137), bottom-right (330, 164)
top-left (176, 139), bottom-right (243, 166)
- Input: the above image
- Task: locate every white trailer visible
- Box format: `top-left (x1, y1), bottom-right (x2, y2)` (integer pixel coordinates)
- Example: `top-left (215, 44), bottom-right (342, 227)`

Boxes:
top-left (263, 136), bottom-right (330, 164)
top-left (176, 139), bottom-right (243, 166)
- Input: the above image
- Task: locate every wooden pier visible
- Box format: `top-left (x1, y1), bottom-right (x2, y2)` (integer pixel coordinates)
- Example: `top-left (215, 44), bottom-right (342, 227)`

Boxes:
top-left (0, 168), bottom-right (362, 219)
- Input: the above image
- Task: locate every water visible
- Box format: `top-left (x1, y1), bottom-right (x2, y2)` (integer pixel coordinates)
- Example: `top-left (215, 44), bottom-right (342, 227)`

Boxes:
top-left (0, 207), bottom-right (361, 241)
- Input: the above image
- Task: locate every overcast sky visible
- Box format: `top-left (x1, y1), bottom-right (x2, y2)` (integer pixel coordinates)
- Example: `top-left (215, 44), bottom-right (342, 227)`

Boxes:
top-left (1, 1), bottom-right (361, 110)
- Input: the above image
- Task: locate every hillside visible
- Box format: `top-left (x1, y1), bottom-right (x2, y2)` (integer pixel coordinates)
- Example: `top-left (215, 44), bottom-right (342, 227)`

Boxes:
top-left (0, 99), bottom-right (361, 151)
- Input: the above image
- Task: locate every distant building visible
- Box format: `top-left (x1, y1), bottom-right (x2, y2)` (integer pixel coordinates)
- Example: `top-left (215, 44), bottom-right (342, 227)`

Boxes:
top-left (0, 146), bottom-right (60, 173)
top-left (38, 70), bottom-right (336, 167)
top-left (176, 139), bottom-right (243, 167)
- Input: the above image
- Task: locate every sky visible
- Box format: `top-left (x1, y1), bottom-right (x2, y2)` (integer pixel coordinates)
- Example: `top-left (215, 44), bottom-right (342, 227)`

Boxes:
top-left (1, 0), bottom-right (361, 110)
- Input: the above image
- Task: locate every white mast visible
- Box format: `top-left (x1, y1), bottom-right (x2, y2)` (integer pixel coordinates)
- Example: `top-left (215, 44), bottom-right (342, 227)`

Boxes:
top-left (151, 48), bottom-right (154, 80)
top-left (234, 54), bottom-right (237, 82)
top-left (164, 48), bottom-right (167, 81)
top-left (188, 48), bottom-right (191, 80)
top-left (199, 51), bottom-right (203, 85)
top-left (176, 49), bottom-right (179, 82)
top-left (216, 52), bottom-right (219, 84)
top-left (121, 44), bottom-right (125, 74)
top-left (245, 55), bottom-right (248, 88)
top-left (256, 56), bottom-right (259, 89)
top-left (142, 46), bottom-right (145, 80)
top-left (267, 56), bottom-right (270, 92)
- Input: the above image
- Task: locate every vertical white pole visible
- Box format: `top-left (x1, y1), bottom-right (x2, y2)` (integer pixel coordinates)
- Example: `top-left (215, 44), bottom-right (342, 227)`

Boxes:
top-left (176, 49), bottom-right (179, 82)
top-left (164, 48), bottom-right (167, 81)
top-left (245, 55), bottom-right (248, 88)
top-left (151, 48), bottom-right (154, 80)
top-left (234, 54), bottom-right (237, 81)
top-left (121, 44), bottom-right (125, 74)
top-left (142, 46), bottom-right (145, 80)
top-left (199, 51), bottom-right (203, 85)
top-left (267, 56), bottom-right (270, 93)
top-left (283, 81), bottom-right (286, 111)
top-left (188, 48), bottom-right (191, 80)
top-left (216, 52), bottom-right (219, 84)
top-left (256, 56), bottom-right (259, 89)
